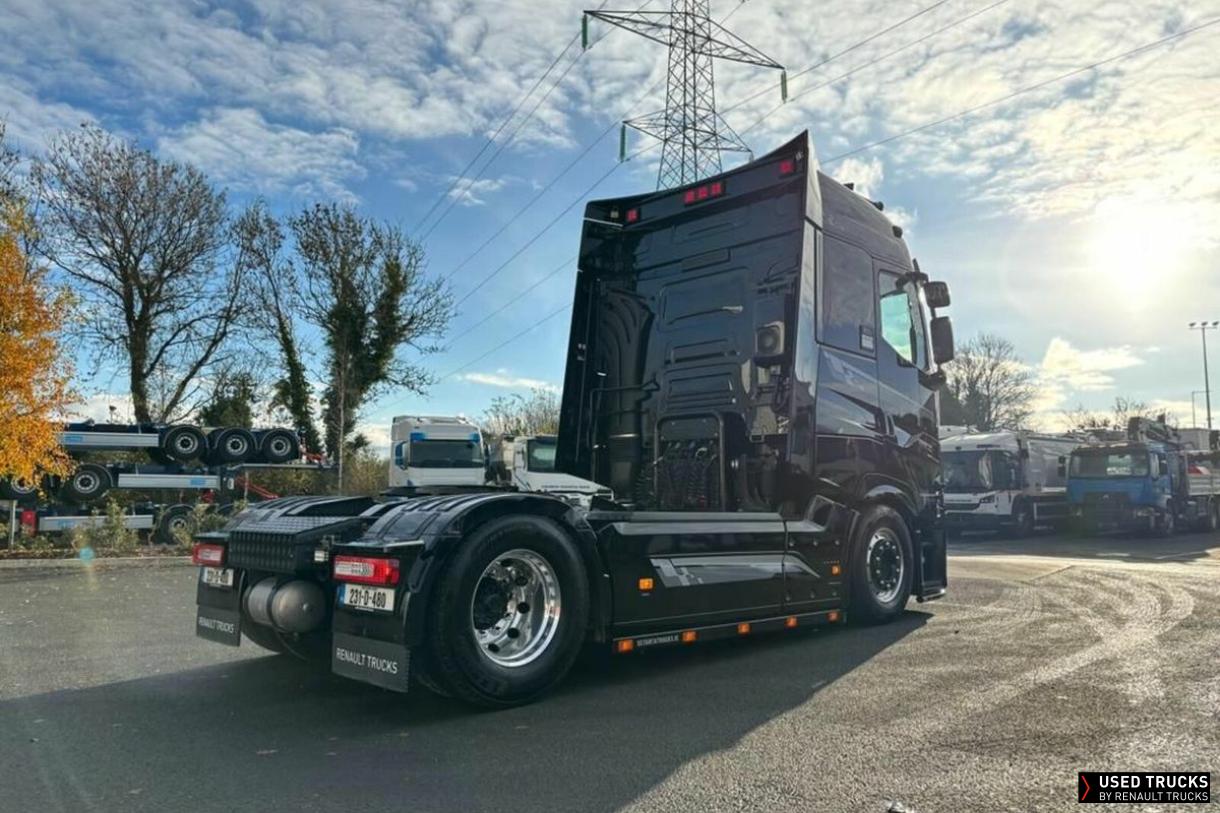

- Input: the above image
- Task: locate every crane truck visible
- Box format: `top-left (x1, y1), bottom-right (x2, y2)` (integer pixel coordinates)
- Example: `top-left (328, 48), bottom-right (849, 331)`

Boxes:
top-left (1067, 418), bottom-right (1220, 536)
top-left (192, 132), bottom-right (956, 707)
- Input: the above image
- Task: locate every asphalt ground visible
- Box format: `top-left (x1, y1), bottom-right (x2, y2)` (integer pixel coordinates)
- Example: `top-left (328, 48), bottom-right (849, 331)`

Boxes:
top-left (1, 530), bottom-right (1216, 813)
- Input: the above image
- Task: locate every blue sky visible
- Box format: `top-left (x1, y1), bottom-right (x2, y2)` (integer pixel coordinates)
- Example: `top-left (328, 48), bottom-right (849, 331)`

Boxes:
top-left (3, 0), bottom-right (1220, 446)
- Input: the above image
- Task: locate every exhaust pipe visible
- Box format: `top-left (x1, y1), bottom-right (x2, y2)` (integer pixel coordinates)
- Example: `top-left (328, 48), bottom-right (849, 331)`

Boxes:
top-left (245, 578), bottom-right (327, 634)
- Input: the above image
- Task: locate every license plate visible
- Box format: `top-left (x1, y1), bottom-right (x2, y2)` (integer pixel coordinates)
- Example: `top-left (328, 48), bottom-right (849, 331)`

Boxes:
top-left (339, 584), bottom-right (395, 613)
top-left (201, 567), bottom-right (235, 588)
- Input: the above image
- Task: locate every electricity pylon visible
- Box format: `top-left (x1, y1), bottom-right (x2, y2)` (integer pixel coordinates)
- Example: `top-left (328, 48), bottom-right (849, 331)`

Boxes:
top-left (583, 1), bottom-right (786, 189)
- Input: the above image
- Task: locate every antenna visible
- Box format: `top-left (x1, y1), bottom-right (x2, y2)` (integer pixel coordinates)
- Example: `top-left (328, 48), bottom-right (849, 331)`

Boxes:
top-left (584, 1), bottom-right (785, 189)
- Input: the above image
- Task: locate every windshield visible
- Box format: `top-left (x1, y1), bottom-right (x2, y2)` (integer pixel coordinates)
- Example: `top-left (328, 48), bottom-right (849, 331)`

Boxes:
top-left (943, 450), bottom-right (1018, 492)
top-left (409, 439), bottom-right (484, 468)
top-left (526, 439), bottom-right (557, 472)
top-left (1070, 450), bottom-right (1150, 478)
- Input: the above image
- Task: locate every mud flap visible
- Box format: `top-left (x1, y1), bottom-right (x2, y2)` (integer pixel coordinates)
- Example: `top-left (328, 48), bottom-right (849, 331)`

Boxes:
top-left (331, 632), bottom-right (410, 692)
top-left (196, 606), bottom-right (242, 646)
top-left (916, 524), bottom-right (947, 602)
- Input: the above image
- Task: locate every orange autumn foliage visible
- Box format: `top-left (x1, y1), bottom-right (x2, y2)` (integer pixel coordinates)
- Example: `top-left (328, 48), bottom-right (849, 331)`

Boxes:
top-left (0, 206), bottom-right (76, 486)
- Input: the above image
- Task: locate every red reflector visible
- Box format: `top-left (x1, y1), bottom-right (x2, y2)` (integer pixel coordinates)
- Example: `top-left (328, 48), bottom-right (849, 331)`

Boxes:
top-left (625, 208), bottom-right (639, 223)
top-left (333, 555), bottom-right (400, 585)
top-left (779, 159), bottom-right (795, 175)
top-left (192, 543), bottom-right (225, 566)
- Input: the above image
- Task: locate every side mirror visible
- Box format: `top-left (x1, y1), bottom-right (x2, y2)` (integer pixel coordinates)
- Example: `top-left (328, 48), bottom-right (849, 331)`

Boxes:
top-left (393, 441), bottom-right (406, 469)
top-left (931, 315), bottom-right (955, 364)
top-left (925, 281), bottom-right (951, 309)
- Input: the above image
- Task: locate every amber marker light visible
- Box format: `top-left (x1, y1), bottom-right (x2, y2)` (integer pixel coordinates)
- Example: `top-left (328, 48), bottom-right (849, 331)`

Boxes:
top-left (737, 622), bottom-right (751, 635)
top-left (637, 577), bottom-right (654, 591)
top-left (615, 639), bottom-right (635, 654)
top-left (830, 564), bottom-right (842, 576)
top-left (828, 611), bottom-right (841, 623)
top-left (785, 616), bottom-right (798, 629)
top-left (680, 630), bottom-right (697, 644)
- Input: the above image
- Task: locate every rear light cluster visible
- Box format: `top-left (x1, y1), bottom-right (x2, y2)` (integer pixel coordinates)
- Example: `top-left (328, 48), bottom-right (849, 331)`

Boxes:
top-left (333, 555), bottom-right (400, 586)
top-left (192, 543), bottom-right (225, 566)
top-left (683, 180), bottom-right (725, 205)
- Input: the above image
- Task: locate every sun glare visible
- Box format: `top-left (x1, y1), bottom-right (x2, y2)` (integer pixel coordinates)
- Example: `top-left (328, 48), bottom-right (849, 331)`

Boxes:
top-left (1087, 197), bottom-right (1196, 307)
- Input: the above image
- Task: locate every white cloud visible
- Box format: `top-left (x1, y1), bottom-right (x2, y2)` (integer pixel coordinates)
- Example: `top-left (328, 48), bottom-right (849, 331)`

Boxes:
top-left (832, 156), bottom-right (885, 200)
top-left (1039, 337), bottom-right (1144, 392)
top-left (445, 176), bottom-right (509, 207)
top-left (460, 371), bottom-right (559, 392)
top-left (156, 108), bottom-right (365, 202)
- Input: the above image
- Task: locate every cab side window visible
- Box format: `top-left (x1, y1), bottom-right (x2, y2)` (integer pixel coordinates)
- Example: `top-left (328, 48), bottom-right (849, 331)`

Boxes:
top-left (820, 236), bottom-right (876, 354)
top-left (878, 271), bottom-right (926, 368)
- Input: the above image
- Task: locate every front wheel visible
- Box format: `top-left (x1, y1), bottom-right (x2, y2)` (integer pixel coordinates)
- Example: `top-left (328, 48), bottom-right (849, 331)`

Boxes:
top-left (1156, 504), bottom-right (1177, 538)
top-left (1009, 503), bottom-right (1035, 538)
top-left (420, 515), bottom-right (590, 708)
top-left (848, 506), bottom-right (914, 625)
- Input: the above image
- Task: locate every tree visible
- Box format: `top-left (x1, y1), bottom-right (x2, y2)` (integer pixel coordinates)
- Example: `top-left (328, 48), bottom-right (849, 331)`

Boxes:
top-left (33, 125), bottom-right (245, 422)
top-left (196, 371), bottom-right (259, 428)
top-left (233, 202), bottom-right (321, 452)
top-left (1064, 397), bottom-right (1163, 434)
top-left (289, 203), bottom-right (452, 481)
top-left (481, 388), bottom-right (561, 437)
top-left (944, 333), bottom-right (1035, 431)
top-left (0, 199), bottom-right (76, 487)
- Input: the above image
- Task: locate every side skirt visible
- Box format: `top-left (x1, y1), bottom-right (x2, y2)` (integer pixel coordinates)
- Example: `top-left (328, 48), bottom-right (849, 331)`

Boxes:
top-left (612, 609), bottom-right (843, 653)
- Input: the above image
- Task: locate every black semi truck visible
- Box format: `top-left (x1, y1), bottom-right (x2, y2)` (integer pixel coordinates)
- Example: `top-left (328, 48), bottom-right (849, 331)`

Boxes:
top-left (193, 132), bottom-right (956, 707)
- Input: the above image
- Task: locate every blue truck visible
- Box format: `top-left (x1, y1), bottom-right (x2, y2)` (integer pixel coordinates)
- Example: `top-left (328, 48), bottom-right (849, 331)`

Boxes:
top-left (1067, 419), bottom-right (1220, 536)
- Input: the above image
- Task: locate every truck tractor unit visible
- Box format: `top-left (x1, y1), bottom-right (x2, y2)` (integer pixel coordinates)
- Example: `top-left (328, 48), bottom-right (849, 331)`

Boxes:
top-left (941, 431), bottom-right (1082, 536)
top-left (387, 416), bottom-right (487, 495)
top-left (193, 132), bottom-right (956, 708)
top-left (1067, 418), bottom-right (1220, 536)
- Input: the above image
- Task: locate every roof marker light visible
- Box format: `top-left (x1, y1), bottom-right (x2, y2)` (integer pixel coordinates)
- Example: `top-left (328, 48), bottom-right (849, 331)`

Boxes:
top-left (779, 158), bottom-right (796, 175)
top-left (626, 207), bottom-right (639, 223)
top-left (682, 180), bottom-right (726, 206)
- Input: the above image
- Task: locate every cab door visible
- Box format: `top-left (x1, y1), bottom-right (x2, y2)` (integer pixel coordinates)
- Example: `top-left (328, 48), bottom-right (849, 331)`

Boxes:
top-left (875, 269), bottom-right (945, 598)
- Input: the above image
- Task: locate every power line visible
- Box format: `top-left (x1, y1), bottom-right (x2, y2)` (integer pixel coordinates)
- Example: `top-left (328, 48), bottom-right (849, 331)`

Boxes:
top-left (442, 302), bottom-right (573, 382)
top-left (414, 36), bottom-right (581, 236)
top-left (817, 16), bottom-right (1220, 166)
top-left (447, 253), bottom-right (576, 343)
top-left (738, 0), bottom-right (1013, 137)
top-left (420, 0), bottom-right (656, 242)
top-left (452, 141), bottom-right (659, 308)
top-left (721, 0), bottom-right (954, 117)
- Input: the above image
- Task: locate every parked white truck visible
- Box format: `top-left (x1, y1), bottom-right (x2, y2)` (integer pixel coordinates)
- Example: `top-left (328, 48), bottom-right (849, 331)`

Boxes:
top-left (488, 434), bottom-right (612, 502)
top-left (387, 415), bottom-right (486, 495)
top-left (941, 431), bottom-right (1083, 536)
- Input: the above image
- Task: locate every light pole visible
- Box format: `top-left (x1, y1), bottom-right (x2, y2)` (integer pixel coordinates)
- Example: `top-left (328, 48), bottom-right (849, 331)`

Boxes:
top-left (1191, 390), bottom-right (1208, 427)
top-left (1189, 320), bottom-right (1220, 430)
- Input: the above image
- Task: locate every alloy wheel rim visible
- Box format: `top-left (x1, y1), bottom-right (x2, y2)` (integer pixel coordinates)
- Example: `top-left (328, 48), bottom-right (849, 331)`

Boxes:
top-left (866, 528), bottom-right (904, 605)
top-left (470, 548), bottom-right (562, 668)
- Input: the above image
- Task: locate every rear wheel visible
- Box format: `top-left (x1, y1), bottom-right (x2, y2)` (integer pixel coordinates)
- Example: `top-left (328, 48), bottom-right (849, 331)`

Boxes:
top-left (421, 515), bottom-right (589, 708)
top-left (161, 425), bottom-right (206, 463)
top-left (257, 429), bottom-right (299, 464)
top-left (208, 428), bottom-right (256, 464)
top-left (1156, 503), bottom-right (1177, 538)
top-left (1009, 503), bottom-right (1035, 538)
top-left (0, 476), bottom-right (40, 505)
top-left (849, 505), bottom-right (914, 625)
top-left (59, 464), bottom-right (112, 505)
top-left (154, 504), bottom-right (194, 545)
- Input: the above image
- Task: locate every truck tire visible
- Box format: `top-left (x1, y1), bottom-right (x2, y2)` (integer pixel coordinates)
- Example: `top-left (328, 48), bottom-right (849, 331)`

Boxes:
top-left (161, 425), bottom-right (206, 463)
top-left (1196, 500), bottom-right (1218, 533)
top-left (154, 503), bottom-right (194, 545)
top-left (58, 464), bottom-right (112, 505)
top-left (848, 505), bottom-right (914, 625)
top-left (1009, 502), bottom-right (1035, 538)
top-left (0, 476), bottom-right (40, 505)
top-left (1156, 503), bottom-right (1177, 538)
top-left (421, 515), bottom-right (590, 708)
top-left (208, 428), bottom-right (256, 464)
top-left (257, 429), bottom-right (299, 464)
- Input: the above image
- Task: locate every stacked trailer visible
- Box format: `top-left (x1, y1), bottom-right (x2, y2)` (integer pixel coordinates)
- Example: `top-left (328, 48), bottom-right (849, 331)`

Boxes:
top-left (0, 422), bottom-right (317, 546)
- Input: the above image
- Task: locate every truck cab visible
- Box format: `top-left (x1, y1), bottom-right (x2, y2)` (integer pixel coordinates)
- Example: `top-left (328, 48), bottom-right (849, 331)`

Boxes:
top-left (1067, 418), bottom-right (1220, 535)
top-left (193, 131), bottom-right (958, 708)
top-left (387, 415), bottom-right (486, 494)
top-left (942, 431), bottom-right (1080, 535)
top-left (493, 434), bottom-right (613, 501)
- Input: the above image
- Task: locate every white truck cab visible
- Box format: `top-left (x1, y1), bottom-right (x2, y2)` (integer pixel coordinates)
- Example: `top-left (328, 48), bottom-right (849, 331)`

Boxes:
top-left (941, 430), bottom-right (1082, 536)
top-left (388, 415), bottom-right (486, 493)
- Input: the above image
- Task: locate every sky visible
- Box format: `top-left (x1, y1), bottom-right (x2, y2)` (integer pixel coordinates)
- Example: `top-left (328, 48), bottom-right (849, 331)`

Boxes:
top-left (3, 0), bottom-right (1220, 448)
